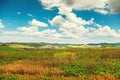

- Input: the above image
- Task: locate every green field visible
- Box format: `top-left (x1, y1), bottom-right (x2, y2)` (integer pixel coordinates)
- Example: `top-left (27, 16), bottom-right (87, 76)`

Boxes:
top-left (0, 46), bottom-right (120, 80)
top-left (0, 46), bottom-right (18, 50)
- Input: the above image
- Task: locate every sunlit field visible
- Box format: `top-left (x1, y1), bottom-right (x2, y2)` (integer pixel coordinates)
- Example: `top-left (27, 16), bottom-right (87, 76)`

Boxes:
top-left (0, 46), bottom-right (120, 80)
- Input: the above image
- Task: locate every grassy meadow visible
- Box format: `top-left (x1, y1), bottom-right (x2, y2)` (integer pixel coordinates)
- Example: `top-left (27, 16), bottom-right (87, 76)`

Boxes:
top-left (0, 45), bottom-right (120, 80)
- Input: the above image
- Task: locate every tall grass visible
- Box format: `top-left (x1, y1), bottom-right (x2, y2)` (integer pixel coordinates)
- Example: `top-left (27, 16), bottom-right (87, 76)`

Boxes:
top-left (0, 48), bottom-right (120, 80)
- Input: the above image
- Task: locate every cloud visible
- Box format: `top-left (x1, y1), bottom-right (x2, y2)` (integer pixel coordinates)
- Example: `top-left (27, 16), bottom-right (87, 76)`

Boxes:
top-left (50, 5), bottom-right (120, 42)
top-left (91, 26), bottom-right (120, 38)
top-left (50, 15), bottom-right (90, 39)
top-left (50, 15), bottom-right (65, 26)
top-left (38, 0), bottom-right (120, 43)
top-left (15, 19), bottom-right (48, 35)
top-left (27, 13), bottom-right (33, 17)
top-left (39, 0), bottom-right (107, 10)
top-left (2, 19), bottom-right (48, 36)
top-left (18, 27), bottom-right (38, 33)
top-left (1, 24), bottom-right (120, 43)
top-left (15, 19), bottom-right (60, 39)
top-left (64, 0), bottom-right (107, 10)
top-left (0, 35), bottom-right (41, 42)
top-left (0, 20), bottom-right (4, 28)
top-left (58, 6), bottom-right (94, 25)
top-left (39, 0), bottom-right (120, 14)
top-left (39, 0), bottom-right (62, 10)
top-left (29, 19), bottom-right (48, 27)
top-left (94, 9), bottom-right (109, 14)
top-left (50, 7), bottom-right (94, 39)
top-left (17, 12), bottom-right (21, 15)
top-left (108, 0), bottom-right (120, 14)
top-left (39, 0), bottom-right (109, 14)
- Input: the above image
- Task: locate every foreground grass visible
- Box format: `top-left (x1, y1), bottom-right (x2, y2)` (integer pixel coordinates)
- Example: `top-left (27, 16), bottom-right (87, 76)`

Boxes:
top-left (0, 47), bottom-right (120, 80)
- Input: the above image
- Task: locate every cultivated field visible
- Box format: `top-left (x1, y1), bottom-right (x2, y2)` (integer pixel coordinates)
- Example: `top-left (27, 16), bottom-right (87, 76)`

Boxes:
top-left (0, 46), bottom-right (120, 80)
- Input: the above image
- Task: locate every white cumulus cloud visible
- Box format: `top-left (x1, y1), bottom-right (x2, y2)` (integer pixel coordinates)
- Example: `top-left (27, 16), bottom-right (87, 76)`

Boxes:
top-left (39, 0), bottom-right (109, 14)
top-left (29, 19), bottom-right (48, 27)
top-left (92, 26), bottom-right (120, 38)
top-left (0, 20), bottom-right (4, 28)
top-left (39, 0), bottom-right (120, 14)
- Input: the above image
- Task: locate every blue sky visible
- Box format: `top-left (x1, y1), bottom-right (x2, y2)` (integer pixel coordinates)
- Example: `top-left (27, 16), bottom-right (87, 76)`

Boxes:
top-left (0, 0), bottom-right (120, 43)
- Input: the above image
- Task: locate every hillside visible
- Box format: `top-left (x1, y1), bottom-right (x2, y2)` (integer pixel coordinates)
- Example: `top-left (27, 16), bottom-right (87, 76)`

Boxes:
top-left (0, 42), bottom-right (120, 49)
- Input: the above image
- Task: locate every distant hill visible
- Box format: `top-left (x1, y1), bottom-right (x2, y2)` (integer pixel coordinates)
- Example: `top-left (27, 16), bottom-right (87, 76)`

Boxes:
top-left (39, 44), bottom-right (66, 49)
top-left (0, 42), bottom-right (67, 49)
top-left (88, 42), bottom-right (120, 48)
top-left (88, 42), bottom-right (120, 46)
top-left (0, 42), bottom-right (120, 49)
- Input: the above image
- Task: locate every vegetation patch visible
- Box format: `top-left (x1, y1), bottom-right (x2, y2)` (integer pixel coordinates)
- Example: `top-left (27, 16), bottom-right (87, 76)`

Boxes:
top-left (0, 48), bottom-right (120, 79)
